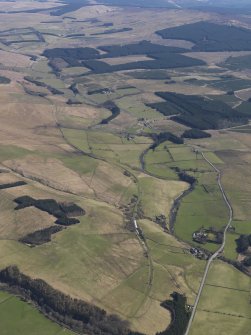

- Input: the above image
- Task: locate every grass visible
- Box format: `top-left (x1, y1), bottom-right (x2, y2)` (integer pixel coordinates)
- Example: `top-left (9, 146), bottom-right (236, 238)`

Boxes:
top-left (144, 163), bottom-right (179, 180)
top-left (202, 151), bottom-right (224, 164)
top-left (224, 220), bottom-right (251, 260)
top-left (143, 141), bottom-right (229, 251)
top-left (190, 310), bottom-right (251, 335)
top-left (59, 153), bottom-right (98, 175)
top-left (0, 162), bottom-right (204, 335)
top-left (107, 143), bottom-right (148, 168)
top-left (190, 261), bottom-right (251, 335)
top-left (87, 131), bottom-right (123, 145)
top-left (216, 149), bottom-right (251, 221)
top-left (62, 128), bottom-right (149, 169)
top-left (62, 66), bottom-right (90, 76)
top-left (224, 232), bottom-right (239, 260)
top-left (102, 217), bottom-right (206, 333)
top-left (139, 175), bottom-right (188, 221)
top-left (174, 162), bottom-right (229, 251)
top-left (116, 96), bottom-right (163, 120)
top-left (0, 291), bottom-right (73, 335)
top-left (0, 145), bottom-right (31, 162)
top-left (82, 87), bottom-right (139, 105)
top-left (61, 128), bottom-right (91, 153)
top-left (0, 206), bottom-right (149, 332)
top-left (61, 153), bottom-right (133, 204)
top-left (168, 146), bottom-right (197, 162)
top-left (139, 219), bottom-right (206, 304)
top-left (145, 149), bottom-right (173, 165)
top-left (175, 191), bottom-right (228, 251)
top-left (232, 220), bottom-right (251, 235)
top-left (189, 135), bottom-right (248, 151)
top-left (0, 198), bottom-right (144, 304)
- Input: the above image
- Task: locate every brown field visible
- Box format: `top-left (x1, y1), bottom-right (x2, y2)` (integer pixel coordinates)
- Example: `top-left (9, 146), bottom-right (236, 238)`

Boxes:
top-left (0, 100), bottom-right (63, 152)
top-left (103, 55), bottom-right (154, 65)
top-left (4, 156), bottom-right (95, 196)
top-left (0, 1), bottom-right (60, 11)
top-left (0, 51), bottom-right (32, 68)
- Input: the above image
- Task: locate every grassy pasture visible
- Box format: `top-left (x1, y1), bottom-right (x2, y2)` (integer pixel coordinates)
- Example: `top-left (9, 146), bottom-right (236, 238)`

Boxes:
top-left (57, 105), bottom-right (110, 129)
top-left (190, 261), bottom-right (251, 335)
top-left (0, 291), bottom-right (73, 335)
top-left (172, 152), bottom-right (228, 250)
top-left (109, 218), bottom-right (206, 333)
top-left (59, 152), bottom-right (133, 205)
top-left (106, 143), bottom-right (149, 168)
top-left (144, 163), bottom-right (178, 180)
top-left (190, 310), bottom-right (251, 335)
top-left (0, 188), bottom-right (146, 320)
top-left (0, 186), bottom-right (56, 240)
top-left (175, 197), bottom-right (228, 252)
top-left (0, 189), bottom-right (190, 335)
top-left (168, 146), bottom-right (197, 161)
top-left (139, 219), bottom-right (205, 304)
top-left (144, 149), bottom-right (173, 165)
top-left (0, 145), bottom-right (31, 162)
top-left (61, 66), bottom-right (90, 76)
top-left (189, 133), bottom-right (249, 151)
top-left (62, 127), bottom-right (149, 169)
top-left (224, 232), bottom-right (239, 260)
top-left (61, 128), bottom-right (91, 153)
top-left (216, 150), bottom-right (251, 221)
top-left (139, 175), bottom-right (188, 221)
top-left (116, 95), bottom-right (162, 120)
top-left (144, 142), bottom-right (212, 179)
top-left (143, 140), bottom-right (228, 251)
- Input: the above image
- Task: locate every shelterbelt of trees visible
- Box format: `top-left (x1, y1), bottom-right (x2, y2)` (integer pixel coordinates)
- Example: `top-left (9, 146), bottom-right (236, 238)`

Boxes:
top-left (0, 266), bottom-right (135, 335)
top-left (0, 266), bottom-right (190, 335)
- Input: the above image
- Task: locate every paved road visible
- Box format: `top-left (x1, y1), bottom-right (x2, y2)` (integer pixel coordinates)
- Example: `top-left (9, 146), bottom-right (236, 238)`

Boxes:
top-left (184, 152), bottom-right (233, 335)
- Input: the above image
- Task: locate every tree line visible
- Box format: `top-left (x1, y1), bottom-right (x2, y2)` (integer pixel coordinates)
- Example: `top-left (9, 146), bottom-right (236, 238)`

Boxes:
top-left (0, 266), bottom-right (132, 335)
top-left (0, 266), bottom-right (192, 335)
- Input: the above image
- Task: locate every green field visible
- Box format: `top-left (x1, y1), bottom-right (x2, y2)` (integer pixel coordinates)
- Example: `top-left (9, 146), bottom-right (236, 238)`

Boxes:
top-left (144, 142), bottom-right (229, 251)
top-left (0, 291), bottom-right (73, 335)
top-left (175, 158), bottom-right (228, 250)
top-left (190, 261), bottom-right (251, 335)
top-left (139, 175), bottom-right (187, 220)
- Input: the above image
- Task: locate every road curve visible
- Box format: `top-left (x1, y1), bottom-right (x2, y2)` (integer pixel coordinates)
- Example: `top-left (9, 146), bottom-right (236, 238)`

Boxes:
top-left (184, 152), bottom-right (233, 335)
